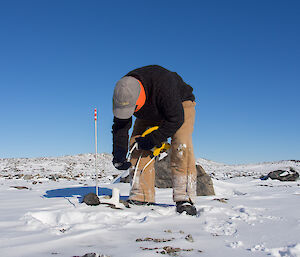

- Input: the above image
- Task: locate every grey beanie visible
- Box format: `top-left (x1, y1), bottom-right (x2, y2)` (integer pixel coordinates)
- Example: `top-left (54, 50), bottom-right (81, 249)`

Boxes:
top-left (113, 76), bottom-right (141, 119)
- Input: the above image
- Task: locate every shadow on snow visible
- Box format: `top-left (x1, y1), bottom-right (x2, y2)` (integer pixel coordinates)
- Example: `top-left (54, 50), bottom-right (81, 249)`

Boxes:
top-left (43, 186), bottom-right (129, 203)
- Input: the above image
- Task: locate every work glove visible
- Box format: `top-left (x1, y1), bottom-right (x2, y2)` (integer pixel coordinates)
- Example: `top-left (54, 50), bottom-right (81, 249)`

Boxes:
top-left (135, 134), bottom-right (157, 151)
top-left (112, 148), bottom-right (131, 170)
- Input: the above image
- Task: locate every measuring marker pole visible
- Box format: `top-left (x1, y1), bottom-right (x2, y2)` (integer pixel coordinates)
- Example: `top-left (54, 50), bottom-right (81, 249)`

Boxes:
top-left (94, 108), bottom-right (98, 196)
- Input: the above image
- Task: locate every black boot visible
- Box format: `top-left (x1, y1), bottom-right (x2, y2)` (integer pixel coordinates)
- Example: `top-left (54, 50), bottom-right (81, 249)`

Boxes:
top-left (176, 201), bottom-right (197, 216)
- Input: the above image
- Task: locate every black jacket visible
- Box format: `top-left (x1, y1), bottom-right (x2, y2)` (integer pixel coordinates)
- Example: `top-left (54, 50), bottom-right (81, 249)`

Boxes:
top-left (112, 65), bottom-right (195, 154)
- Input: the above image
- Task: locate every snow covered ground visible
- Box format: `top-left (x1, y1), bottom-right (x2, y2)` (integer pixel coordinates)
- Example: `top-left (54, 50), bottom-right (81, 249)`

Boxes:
top-left (0, 154), bottom-right (299, 257)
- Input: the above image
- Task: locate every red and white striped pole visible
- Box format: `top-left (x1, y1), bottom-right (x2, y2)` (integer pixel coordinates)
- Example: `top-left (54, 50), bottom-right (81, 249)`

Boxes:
top-left (94, 108), bottom-right (98, 196)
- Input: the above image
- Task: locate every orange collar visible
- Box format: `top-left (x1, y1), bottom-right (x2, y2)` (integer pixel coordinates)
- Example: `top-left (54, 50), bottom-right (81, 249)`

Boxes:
top-left (135, 80), bottom-right (146, 112)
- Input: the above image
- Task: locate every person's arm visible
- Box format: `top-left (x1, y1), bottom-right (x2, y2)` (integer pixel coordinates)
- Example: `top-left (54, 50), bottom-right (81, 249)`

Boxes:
top-left (112, 117), bottom-right (132, 169)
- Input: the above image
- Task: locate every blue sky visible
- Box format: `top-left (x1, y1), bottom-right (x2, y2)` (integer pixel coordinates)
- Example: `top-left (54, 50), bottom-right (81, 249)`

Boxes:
top-left (0, 0), bottom-right (299, 164)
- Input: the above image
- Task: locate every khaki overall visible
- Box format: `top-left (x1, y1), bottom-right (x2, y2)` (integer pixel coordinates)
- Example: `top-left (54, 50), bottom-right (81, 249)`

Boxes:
top-left (129, 101), bottom-right (197, 203)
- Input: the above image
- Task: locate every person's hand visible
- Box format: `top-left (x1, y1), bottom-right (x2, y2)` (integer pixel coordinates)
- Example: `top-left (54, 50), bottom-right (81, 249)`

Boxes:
top-left (112, 148), bottom-right (131, 170)
top-left (135, 135), bottom-right (156, 151)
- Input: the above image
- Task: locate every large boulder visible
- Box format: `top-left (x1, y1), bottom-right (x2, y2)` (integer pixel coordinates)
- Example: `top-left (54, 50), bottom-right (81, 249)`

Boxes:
top-left (154, 155), bottom-right (173, 189)
top-left (195, 164), bottom-right (215, 196)
top-left (154, 154), bottom-right (215, 196)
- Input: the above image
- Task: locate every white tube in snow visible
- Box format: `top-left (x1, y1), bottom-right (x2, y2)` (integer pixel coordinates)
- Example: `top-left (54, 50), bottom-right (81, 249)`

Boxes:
top-left (111, 188), bottom-right (120, 205)
top-left (99, 188), bottom-right (121, 208)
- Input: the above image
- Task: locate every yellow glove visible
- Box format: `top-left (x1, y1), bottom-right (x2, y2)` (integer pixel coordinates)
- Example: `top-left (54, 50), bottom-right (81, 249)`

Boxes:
top-left (141, 126), bottom-right (171, 157)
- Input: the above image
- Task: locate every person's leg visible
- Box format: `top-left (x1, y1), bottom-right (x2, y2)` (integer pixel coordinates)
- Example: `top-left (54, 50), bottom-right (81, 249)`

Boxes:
top-left (171, 101), bottom-right (197, 203)
top-left (129, 119), bottom-right (159, 203)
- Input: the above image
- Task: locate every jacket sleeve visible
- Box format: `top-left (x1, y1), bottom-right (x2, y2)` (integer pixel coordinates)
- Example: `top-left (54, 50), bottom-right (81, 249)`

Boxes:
top-left (149, 76), bottom-right (184, 145)
top-left (112, 117), bottom-right (132, 154)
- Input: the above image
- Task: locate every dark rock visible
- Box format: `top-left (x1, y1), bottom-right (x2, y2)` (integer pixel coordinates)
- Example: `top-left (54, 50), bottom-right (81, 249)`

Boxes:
top-left (213, 198), bottom-right (228, 203)
top-left (48, 175), bottom-right (58, 181)
top-left (81, 254), bottom-right (97, 257)
top-left (81, 254), bottom-right (110, 257)
top-left (196, 164), bottom-right (215, 196)
top-left (83, 193), bottom-right (100, 206)
top-left (154, 155), bottom-right (173, 189)
top-left (10, 186), bottom-right (29, 190)
top-left (185, 234), bottom-right (194, 242)
top-left (15, 174), bottom-right (23, 179)
top-left (264, 168), bottom-right (299, 182)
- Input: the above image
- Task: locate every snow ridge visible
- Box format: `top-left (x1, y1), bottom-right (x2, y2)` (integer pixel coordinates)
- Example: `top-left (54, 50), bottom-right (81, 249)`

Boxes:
top-left (1, 153), bottom-right (299, 182)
